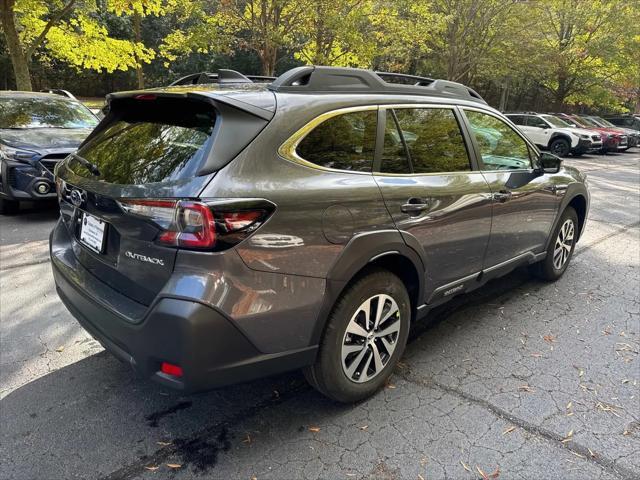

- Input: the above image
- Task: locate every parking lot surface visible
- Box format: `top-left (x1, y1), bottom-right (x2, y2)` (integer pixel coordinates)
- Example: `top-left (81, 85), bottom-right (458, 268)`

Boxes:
top-left (1, 151), bottom-right (639, 480)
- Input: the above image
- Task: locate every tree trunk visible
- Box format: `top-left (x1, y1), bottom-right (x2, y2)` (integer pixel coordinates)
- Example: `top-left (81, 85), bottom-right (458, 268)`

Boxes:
top-left (259, 44), bottom-right (277, 76)
top-left (0, 0), bottom-right (32, 90)
top-left (132, 12), bottom-right (145, 89)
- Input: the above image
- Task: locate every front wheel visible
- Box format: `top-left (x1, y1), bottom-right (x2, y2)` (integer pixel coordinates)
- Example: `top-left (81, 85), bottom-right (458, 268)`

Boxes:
top-left (531, 207), bottom-right (578, 281)
top-left (305, 269), bottom-right (410, 402)
top-left (549, 138), bottom-right (570, 157)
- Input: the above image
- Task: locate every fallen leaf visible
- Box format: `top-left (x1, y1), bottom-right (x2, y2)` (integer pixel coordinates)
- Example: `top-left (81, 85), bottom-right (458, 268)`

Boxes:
top-left (530, 352), bottom-right (543, 358)
top-left (359, 425), bottom-right (368, 430)
top-left (460, 460), bottom-right (471, 472)
top-left (588, 448), bottom-right (596, 458)
top-left (156, 441), bottom-right (172, 446)
top-left (518, 385), bottom-right (534, 393)
top-left (561, 430), bottom-right (574, 443)
top-left (570, 451), bottom-right (585, 459)
top-left (242, 433), bottom-right (252, 444)
top-left (622, 379), bottom-right (630, 384)
top-left (251, 476), bottom-right (257, 480)
top-left (476, 465), bottom-right (489, 480)
top-left (502, 426), bottom-right (516, 435)
top-left (490, 466), bottom-right (500, 478)
top-left (144, 466), bottom-right (159, 471)
top-left (386, 382), bottom-right (396, 389)
top-left (55, 346), bottom-right (65, 353)
top-left (543, 334), bottom-right (556, 344)
top-left (166, 464), bottom-right (182, 469)
top-left (566, 402), bottom-right (573, 410)
top-left (309, 426), bottom-right (321, 433)
top-left (417, 475), bottom-right (425, 480)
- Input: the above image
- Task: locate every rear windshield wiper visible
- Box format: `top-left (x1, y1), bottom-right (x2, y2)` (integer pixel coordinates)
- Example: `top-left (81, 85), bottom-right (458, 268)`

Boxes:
top-left (70, 153), bottom-right (101, 177)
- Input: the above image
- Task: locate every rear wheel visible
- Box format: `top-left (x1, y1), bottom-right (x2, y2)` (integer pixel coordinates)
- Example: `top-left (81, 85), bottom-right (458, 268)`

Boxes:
top-left (531, 207), bottom-right (578, 281)
top-left (0, 198), bottom-right (19, 215)
top-left (549, 138), bottom-right (570, 157)
top-left (305, 269), bottom-right (410, 403)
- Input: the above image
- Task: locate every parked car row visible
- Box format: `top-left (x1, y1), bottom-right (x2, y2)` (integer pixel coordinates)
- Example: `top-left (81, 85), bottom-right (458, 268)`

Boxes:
top-left (505, 111), bottom-right (639, 157)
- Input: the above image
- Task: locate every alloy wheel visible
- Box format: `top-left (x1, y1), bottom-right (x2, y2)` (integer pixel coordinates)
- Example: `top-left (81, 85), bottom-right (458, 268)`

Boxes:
top-left (553, 219), bottom-right (575, 270)
top-left (341, 294), bottom-right (401, 383)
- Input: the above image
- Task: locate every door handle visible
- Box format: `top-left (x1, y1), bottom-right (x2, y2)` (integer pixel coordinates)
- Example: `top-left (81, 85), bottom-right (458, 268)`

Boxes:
top-left (492, 190), bottom-right (512, 202)
top-left (545, 184), bottom-right (569, 194)
top-left (401, 198), bottom-right (430, 215)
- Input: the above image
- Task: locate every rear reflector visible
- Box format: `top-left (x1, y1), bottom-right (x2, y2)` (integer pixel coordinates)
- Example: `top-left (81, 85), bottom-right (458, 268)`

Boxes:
top-left (160, 362), bottom-right (183, 377)
top-left (134, 94), bottom-right (157, 101)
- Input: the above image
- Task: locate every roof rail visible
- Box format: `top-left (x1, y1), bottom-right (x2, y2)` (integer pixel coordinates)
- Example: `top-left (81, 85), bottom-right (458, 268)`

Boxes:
top-left (170, 71), bottom-right (276, 86)
top-left (40, 89), bottom-right (76, 100)
top-left (505, 111), bottom-right (538, 115)
top-left (267, 66), bottom-right (487, 104)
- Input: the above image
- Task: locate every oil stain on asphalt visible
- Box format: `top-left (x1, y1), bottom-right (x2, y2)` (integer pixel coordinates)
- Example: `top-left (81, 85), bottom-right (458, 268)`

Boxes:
top-left (145, 401), bottom-right (193, 427)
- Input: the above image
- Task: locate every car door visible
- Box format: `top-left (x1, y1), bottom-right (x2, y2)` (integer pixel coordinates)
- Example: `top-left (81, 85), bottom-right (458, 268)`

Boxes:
top-left (461, 108), bottom-right (561, 269)
top-left (524, 115), bottom-right (552, 147)
top-left (373, 106), bottom-right (493, 303)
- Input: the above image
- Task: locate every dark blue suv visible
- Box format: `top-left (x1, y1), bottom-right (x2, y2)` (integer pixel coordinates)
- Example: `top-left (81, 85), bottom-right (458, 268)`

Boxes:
top-left (0, 91), bottom-right (98, 214)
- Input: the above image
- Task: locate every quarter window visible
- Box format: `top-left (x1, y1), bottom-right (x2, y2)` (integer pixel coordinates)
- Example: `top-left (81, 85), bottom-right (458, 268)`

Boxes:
top-left (381, 107), bottom-right (471, 174)
top-left (296, 111), bottom-right (377, 172)
top-left (465, 110), bottom-right (532, 170)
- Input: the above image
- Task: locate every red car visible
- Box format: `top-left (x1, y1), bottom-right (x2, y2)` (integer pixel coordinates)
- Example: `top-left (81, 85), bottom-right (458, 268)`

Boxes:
top-left (556, 114), bottom-right (628, 153)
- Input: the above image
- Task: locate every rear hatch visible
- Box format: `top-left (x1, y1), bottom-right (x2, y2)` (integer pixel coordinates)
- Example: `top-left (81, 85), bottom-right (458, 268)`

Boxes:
top-left (55, 89), bottom-right (274, 306)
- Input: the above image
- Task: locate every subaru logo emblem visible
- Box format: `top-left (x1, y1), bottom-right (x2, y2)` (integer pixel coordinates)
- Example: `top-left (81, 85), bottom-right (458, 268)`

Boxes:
top-left (69, 188), bottom-right (86, 208)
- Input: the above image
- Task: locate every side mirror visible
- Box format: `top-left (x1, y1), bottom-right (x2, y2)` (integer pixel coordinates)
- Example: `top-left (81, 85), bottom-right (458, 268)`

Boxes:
top-left (536, 152), bottom-right (562, 174)
top-left (540, 124), bottom-right (550, 129)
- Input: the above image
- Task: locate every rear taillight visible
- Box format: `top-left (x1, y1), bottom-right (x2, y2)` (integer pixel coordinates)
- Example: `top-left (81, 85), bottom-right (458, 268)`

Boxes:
top-left (118, 198), bottom-right (274, 250)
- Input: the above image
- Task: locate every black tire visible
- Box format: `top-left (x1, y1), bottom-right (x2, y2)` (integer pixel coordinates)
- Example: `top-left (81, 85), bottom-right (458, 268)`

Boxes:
top-left (0, 198), bottom-right (19, 215)
top-left (530, 207), bottom-right (578, 281)
top-left (549, 138), bottom-right (570, 157)
top-left (304, 269), bottom-right (411, 403)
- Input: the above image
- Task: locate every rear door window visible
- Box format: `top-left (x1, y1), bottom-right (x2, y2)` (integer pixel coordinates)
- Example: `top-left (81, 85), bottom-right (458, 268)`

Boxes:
top-left (296, 110), bottom-right (377, 172)
top-left (73, 98), bottom-right (215, 184)
top-left (380, 107), bottom-right (471, 174)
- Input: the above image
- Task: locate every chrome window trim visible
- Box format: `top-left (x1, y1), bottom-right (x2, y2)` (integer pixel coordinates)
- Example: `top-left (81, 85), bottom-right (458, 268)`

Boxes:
top-left (278, 102), bottom-right (543, 177)
top-left (278, 105), bottom-right (379, 176)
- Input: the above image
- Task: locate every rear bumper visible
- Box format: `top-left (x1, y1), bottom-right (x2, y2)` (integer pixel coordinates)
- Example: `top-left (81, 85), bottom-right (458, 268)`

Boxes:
top-left (50, 221), bottom-right (317, 392)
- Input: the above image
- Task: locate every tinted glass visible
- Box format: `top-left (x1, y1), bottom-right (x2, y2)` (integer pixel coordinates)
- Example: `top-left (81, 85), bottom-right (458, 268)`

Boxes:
top-left (507, 115), bottom-right (525, 125)
top-left (297, 111), bottom-right (376, 172)
top-left (392, 108), bottom-right (470, 173)
top-left (74, 100), bottom-right (215, 184)
top-left (0, 97), bottom-right (98, 129)
top-left (526, 116), bottom-right (548, 128)
top-left (380, 111), bottom-right (411, 173)
top-left (542, 115), bottom-right (571, 128)
top-left (465, 110), bottom-right (531, 170)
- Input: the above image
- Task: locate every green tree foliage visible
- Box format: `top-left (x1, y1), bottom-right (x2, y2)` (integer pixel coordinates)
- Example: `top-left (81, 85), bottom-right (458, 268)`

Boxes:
top-left (0, 0), bottom-right (160, 90)
top-left (1, 0), bottom-right (637, 112)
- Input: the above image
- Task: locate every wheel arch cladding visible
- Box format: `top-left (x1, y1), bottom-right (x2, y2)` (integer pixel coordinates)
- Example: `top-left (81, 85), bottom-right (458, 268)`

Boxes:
top-left (568, 194), bottom-right (587, 240)
top-left (309, 231), bottom-right (426, 345)
top-left (550, 132), bottom-right (573, 146)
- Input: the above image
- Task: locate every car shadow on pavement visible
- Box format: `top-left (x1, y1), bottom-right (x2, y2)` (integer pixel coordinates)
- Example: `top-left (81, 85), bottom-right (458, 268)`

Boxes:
top-left (0, 267), bottom-right (539, 478)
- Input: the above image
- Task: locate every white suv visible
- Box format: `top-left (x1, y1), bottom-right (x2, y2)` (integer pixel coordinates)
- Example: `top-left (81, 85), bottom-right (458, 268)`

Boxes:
top-left (506, 113), bottom-right (602, 157)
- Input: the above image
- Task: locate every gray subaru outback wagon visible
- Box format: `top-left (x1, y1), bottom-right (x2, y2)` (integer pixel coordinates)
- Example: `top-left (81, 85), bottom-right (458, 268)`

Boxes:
top-left (50, 66), bottom-right (589, 402)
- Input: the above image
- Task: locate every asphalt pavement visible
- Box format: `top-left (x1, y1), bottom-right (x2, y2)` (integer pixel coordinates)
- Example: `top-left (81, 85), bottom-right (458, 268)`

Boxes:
top-left (1, 151), bottom-right (639, 480)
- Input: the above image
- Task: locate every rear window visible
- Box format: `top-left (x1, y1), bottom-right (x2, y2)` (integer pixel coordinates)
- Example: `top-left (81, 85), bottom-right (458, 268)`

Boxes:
top-left (73, 98), bottom-right (215, 184)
